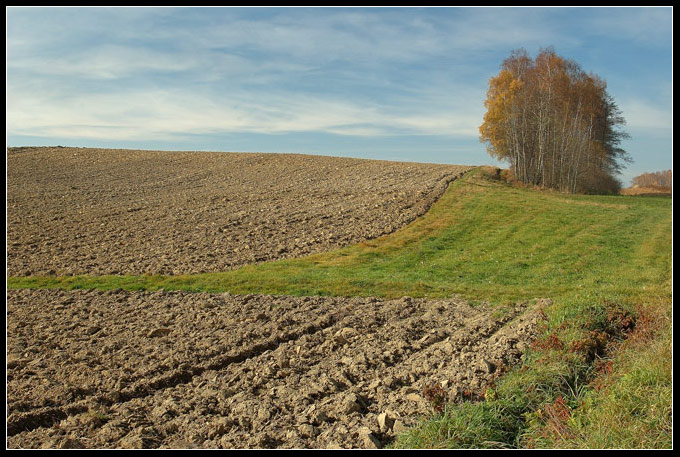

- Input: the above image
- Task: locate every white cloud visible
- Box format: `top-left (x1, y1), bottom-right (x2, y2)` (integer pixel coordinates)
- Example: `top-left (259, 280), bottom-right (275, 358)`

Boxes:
top-left (8, 44), bottom-right (198, 80)
top-left (7, 81), bottom-right (482, 141)
top-left (618, 98), bottom-right (672, 131)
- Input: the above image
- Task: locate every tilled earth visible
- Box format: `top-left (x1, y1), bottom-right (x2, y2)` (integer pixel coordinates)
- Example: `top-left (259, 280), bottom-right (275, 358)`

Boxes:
top-left (7, 289), bottom-right (544, 449)
top-left (7, 147), bottom-right (471, 277)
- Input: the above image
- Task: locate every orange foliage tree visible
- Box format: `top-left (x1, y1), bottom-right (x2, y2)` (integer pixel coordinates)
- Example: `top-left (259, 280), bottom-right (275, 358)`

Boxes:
top-left (480, 48), bottom-right (631, 194)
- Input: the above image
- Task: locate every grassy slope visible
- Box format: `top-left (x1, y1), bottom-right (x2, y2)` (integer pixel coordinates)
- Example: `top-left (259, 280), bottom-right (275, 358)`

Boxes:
top-left (7, 168), bottom-right (672, 448)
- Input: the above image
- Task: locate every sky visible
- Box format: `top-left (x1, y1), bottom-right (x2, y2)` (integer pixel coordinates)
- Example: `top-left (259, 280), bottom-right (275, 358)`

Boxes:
top-left (6, 7), bottom-right (673, 185)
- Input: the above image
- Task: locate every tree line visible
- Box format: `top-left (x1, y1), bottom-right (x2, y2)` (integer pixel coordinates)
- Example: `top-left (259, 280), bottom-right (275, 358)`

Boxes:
top-left (632, 170), bottom-right (672, 189)
top-left (479, 48), bottom-right (631, 194)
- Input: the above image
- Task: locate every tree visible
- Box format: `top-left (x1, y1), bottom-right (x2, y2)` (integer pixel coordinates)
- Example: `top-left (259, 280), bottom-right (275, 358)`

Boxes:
top-left (632, 170), bottom-right (672, 189)
top-left (479, 48), bottom-right (631, 194)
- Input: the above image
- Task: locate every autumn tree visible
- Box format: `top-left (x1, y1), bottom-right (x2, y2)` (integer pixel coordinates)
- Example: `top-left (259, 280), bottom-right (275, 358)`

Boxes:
top-left (632, 170), bottom-right (672, 189)
top-left (479, 48), bottom-right (631, 194)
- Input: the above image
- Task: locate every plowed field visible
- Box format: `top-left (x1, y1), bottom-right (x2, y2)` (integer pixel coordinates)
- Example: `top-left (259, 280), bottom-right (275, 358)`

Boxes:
top-left (7, 147), bottom-right (471, 276)
top-left (7, 289), bottom-right (542, 449)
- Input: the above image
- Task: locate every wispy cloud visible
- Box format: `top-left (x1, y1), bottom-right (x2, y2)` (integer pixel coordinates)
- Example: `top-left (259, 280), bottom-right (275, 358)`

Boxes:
top-left (6, 5), bottom-right (672, 178)
top-left (619, 97), bottom-right (673, 131)
top-left (8, 7), bottom-right (498, 141)
top-left (583, 7), bottom-right (672, 46)
top-left (8, 44), bottom-right (198, 80)
top-left (7, 81), bottom-right (483, 142)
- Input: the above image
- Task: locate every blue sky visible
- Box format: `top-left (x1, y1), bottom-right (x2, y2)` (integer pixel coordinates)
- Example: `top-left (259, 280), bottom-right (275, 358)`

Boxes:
top-left (6, 7), bottom-right (672, 185)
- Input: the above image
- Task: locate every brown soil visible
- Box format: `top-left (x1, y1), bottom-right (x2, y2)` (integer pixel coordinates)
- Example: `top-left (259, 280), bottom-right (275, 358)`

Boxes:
top-left (7, 147), bottom-right (471, 277)
top-left (6, 289), bottom-right (544, 449)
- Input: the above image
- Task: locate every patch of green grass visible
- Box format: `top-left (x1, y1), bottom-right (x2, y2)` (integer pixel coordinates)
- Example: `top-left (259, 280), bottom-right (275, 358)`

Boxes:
top-left (522, 294), bottom-right (673, 449)
top-left (7, 168), bottom-right (672, 449)
top-left (395, 401), bottom-right (525, 449)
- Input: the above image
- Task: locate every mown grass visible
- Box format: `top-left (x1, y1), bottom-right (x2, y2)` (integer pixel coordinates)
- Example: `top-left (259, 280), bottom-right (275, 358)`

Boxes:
top-left (7, 168), bottom-right (672, 448)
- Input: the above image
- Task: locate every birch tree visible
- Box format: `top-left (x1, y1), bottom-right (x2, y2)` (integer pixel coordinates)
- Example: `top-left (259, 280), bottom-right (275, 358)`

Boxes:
top-left (479, 48), bottom-right (630, 194)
